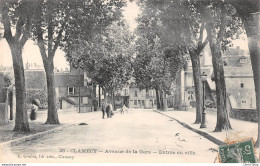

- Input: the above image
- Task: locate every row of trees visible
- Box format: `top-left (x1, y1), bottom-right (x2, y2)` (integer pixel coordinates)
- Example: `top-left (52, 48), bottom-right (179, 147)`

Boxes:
top-left (66, 20), bottom-right (135, 108)
top-left (132, 0), bottom-right (259, 146)
top-left (0, 0), bottom-right (127, 132)
top-left (0, 0), bottom-right (259, 148)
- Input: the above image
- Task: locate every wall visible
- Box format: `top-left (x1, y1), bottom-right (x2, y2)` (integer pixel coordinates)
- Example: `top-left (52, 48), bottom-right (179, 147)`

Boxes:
top-left (129, 88), bottom-right (146, 108)
top-left (229, 109), bottom-right (258, 122)
top-left (0, 88), bottom-right (8, 125)
top-left (225, 77), bottom-right (256, 109)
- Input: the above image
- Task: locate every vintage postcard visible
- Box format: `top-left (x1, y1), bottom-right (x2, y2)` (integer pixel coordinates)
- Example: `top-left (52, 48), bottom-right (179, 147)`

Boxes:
top-left (0, 0), bottom-right (259, 164)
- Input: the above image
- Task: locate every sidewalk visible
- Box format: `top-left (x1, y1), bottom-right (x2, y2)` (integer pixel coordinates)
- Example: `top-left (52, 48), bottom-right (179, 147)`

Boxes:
top-left (0, 108), bottom-right (104, 146)
top-left (154, 107), bottom-right (259, 154)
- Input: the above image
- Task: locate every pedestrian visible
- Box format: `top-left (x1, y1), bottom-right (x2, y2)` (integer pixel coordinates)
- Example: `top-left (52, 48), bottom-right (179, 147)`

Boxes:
top-left (30, 102), bottom-right (38, 121)
top-left (101, 102), bottom-right (106, 119)
top-left (106, 102), bottom-right (113, 118)
top-left (121, 104), bottom-right (127, 114)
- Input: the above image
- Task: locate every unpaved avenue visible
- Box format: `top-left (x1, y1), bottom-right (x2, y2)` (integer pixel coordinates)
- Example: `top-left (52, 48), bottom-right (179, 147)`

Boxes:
top-left (2, 109), bottom-right (219, 163)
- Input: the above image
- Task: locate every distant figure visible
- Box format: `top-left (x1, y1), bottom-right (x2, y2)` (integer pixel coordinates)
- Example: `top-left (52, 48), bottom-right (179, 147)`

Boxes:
top-left (121, 104), bottom-right (127, 114)
top-left (106, 103), bottom-right (113, 118)
top-left (30, 103), bottom-right (37, 121)
top-left (101, 102), bottom-right (106, 119)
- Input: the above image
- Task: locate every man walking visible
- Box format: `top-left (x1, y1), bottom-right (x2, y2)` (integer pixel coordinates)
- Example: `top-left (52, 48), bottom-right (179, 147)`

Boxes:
top-left (106, 102), bottom-right (113, 118)
top-left (101, 102), bottom-right (106, 119)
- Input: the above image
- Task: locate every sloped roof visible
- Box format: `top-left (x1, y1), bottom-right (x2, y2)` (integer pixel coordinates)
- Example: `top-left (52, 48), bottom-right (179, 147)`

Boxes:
top-left (25, 70), bottom-right (46, 90)
top-left (55, 73), bottom-right (84, 87)
top-left (206, 78), bottom-right (216, 91)
top-left (224, 67), bottom-right (253, 77)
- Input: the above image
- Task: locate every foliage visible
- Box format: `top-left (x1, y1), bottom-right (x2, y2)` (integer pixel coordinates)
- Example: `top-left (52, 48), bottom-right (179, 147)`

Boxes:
top-left (3, 74), bottom-right (12, 87)
top-left (133, 1), bottom-right (188, 93)
top-left (26, 89), bottom-right (47, 109)
top-left (66, 20), bottom-right (135, 93)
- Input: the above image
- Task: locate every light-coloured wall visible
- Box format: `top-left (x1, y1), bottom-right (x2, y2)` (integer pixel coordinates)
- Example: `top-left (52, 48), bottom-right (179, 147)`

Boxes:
top-left (225, 77), bottom-right (256, 109)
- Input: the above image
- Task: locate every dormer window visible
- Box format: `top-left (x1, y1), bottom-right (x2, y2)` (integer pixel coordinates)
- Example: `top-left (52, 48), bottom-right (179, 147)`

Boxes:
top-left (239, 58), bottom-right (247, 63)
top-left (68, 87), bottom-right (75, 95)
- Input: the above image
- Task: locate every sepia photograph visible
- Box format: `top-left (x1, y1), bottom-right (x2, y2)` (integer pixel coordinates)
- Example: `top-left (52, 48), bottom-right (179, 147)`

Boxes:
top-left (0, 0), bottom-right (259, 164)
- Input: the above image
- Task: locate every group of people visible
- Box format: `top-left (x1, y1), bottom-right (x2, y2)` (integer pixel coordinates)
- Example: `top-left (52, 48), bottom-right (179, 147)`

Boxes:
top-left (101, 102), bottom-right (114, 119)
top-left (101, 102), bottom-right (129, 119)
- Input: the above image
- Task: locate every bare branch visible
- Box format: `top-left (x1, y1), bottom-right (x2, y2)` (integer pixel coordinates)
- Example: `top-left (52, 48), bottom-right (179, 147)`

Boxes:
top-left (52, 22), bottom-right (66, 55)
top-left (19, 16), bottom-right (32, 48)
top-left (218, 3), bottom-right (228, 41)
top-left (47, 12), bottom-right (54, 58)
top-left (1, 1), bottom-right (14, 44)
top-left (14, 17), bottom-right (24, 41)
top-left (37, 28), bottom-right (48, 64)
top-left (198, 22), bottom-right (205, 46)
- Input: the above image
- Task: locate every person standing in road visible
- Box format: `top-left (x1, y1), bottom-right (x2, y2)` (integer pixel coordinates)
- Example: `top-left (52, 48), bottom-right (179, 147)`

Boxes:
top-left (30, 102), bottom-right (38, 121)
top-left (106, 102), bottom-right (113, 118)
top-left (101, 102), bottom-right (106, 119)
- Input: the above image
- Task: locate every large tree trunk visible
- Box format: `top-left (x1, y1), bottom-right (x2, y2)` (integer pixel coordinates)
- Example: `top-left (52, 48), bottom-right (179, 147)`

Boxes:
top-left (155, 88), bottom-right (161, 110)
top-left (112, 89), bottom-right (116, 110)
top-left (103, 88), bottom-right (107, 107)
top-left (204, 6), bottom-right (232, 132)
top-left (11, 46), bottom-right (30, 132)
top-left (190, 50), bottom-right (203, 124)
top-left (98, 86), bottom-right (101, 107)
top-left (9, 91), bottom-right (13, 120)
top-left (159, 89), bottom-right (164, 110)
top-left (1, 0), bottom-right (33, 132)
top-left (242, 13), bottom-right (260, 147)
top-left (44, 61), bottom-right (60, 124)
top-left (162, 90), bottom-right (168, 111)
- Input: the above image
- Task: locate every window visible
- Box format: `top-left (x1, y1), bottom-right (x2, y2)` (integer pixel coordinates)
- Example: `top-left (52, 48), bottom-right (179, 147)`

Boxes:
top-left (241, 83), bottom-right (244, 88)
top-left (138, 100), bottom-right (141, 105)
top-left (149, 90), bottom-right (153, 97)
top-left (240, 59), bottom-right (247, 63)
top-left (135, 90), bottom-right (138, 97)
top-left (80, 97), bottom-right (83, 103)
top-left (68, 87), bottom-right (75, 95)
top-left (134, 100), bottom-right (137, 105)
top-left (124, 89), bottom-right (128, 95)
top-left (242, 101), bottom-right (246, 103)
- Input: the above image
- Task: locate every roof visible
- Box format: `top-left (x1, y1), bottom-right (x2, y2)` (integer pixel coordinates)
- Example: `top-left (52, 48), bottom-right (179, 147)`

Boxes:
top-left (55, 73), bottom-right (84, 87)
top-left (206, 78), bottom-right (216, 91)
top-left (25, 70), bottom-right (46, 90)
top-left (224, 67), bottom-right (253, 77)
top-left (222, 55), bottom-right (251, 67)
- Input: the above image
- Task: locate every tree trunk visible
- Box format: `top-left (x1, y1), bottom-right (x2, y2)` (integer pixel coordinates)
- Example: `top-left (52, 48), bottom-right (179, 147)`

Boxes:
top-left (11, 46), bottom-right (30, 132)
top-left (9, 91), bottom-right (13, 120)
top-left (204, 6), bottom-right (232, 132)
top-left (44, 61), bottom-right (60, 124)
top-left (98, 86), bottom-right (101, 107)
top-left (160, 89), bottom-right (164, 110)
top-left (190, 50), bottom-right (203, 124)
top-left (155, 88), bottom-right (161, 110)
top-left (242, 13), bottom-right (260, 147)
top-left (103, 88), bottom-right (107, 107)
top-left (162, 90), bottom-right (168, 111)
top-left (112, 89), bottom-right (116, 110)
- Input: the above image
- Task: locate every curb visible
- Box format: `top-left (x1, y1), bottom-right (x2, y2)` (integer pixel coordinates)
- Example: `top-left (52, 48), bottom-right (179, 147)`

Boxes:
top-left (0, 111), bottom-right (114, 148)
top-left (153, 110), bottom-right (226, 146)
top-left (0, 123), bottom-right (74, 148)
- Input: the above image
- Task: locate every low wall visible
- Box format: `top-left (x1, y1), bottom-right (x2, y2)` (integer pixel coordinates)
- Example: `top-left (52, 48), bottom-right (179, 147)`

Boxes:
top-left (229, 108), bottom-right (258, 122)
top-left (0, 88), bottom-right (8, 125)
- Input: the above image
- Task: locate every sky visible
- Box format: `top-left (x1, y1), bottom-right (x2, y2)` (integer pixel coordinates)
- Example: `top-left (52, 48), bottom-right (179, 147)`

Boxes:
top-left (0, 1), bottom-right (141, 70)
top-left (0, 1), bottom-right (249, 70)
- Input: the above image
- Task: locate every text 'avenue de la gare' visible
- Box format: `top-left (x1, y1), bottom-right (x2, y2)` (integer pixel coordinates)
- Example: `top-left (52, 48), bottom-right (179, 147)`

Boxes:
top-left (59, 148), bottom-right (195, 155)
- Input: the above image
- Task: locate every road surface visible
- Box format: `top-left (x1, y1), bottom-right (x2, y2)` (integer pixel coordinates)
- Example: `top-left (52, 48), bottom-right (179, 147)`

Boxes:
top-left (2, 109), bottom-right (219, 163)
